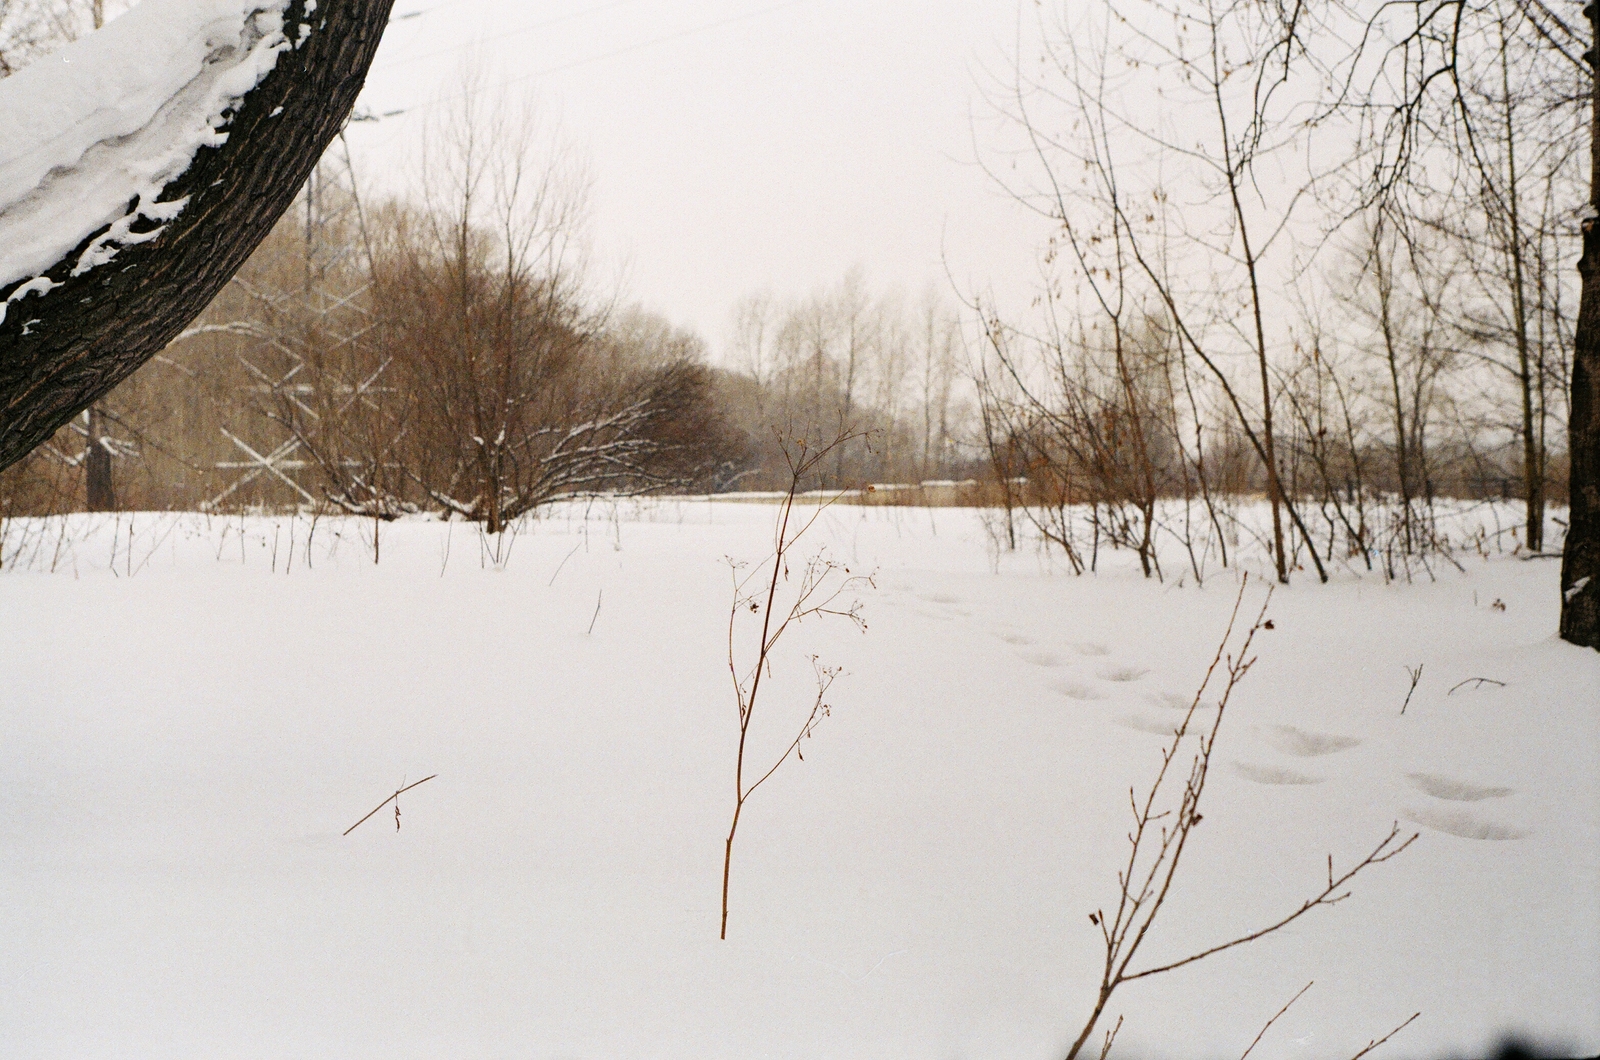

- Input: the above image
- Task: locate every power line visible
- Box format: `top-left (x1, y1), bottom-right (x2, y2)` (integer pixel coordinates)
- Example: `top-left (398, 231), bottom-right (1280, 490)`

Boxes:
top-left (366, 0), bottom-right (811, 121)
top-left (389, 0), bottom-right (483, 21)
top-left (373, 0), bottom-right (651, 72)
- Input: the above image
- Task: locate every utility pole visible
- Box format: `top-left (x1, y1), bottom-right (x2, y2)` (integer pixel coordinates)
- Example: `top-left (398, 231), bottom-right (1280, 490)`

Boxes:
top-left (1563, 1), bottom-right (1600, 647)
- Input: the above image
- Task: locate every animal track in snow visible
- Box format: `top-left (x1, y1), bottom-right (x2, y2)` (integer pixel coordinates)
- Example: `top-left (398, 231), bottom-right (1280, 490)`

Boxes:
top-left (1402, 805), bottom-right (1527, 841)
top-left (1071, 642), bottom-right (1111, 656)
top-left (1097, 664), bottom-right (1150, 683)
top-left (997, 632), bottom-right (1035, 647)
top-left (918, 592), bottom-right (964, 606)
top-left (1050, 678), bottom-right (1106, 701)
top-left (912, 592), bottom-right (970, 618)
top-left (1114, 713), bottom-right (1190, 737)
top-left (1019, 650), bottom-right (1066, 668)
top-left (1406, 773), bottom-right (1514, 802)
top-left (1232, 761), bottom-right (1324, 786)
top-left (1262, 725), bottom-right (1362, 757)
top-left (1144, 691), bottom-right (1208, 712)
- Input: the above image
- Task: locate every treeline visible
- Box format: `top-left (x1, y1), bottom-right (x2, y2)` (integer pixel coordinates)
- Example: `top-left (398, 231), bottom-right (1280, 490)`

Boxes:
top-left (965, 1), bottom-right (1577, 583)
top-left (0, 2), bottom-right (1570, 573)
top-left (0, 98), bottom-right (980, 520)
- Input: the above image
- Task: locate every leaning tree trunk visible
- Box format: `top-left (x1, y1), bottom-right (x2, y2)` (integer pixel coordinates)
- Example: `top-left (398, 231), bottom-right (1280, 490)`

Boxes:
top-left (0, 0), bottom-right (396, 473)
top-left (1562, 3), bottom-right (1600, 649)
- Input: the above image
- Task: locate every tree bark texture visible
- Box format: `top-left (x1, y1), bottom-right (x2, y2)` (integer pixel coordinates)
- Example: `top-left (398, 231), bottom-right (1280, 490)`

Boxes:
top-left (1563, 5), bottom-right (1600, 649)
top-left (0, 0), bottom-right (396, 473)
top-left (1562, 217), bottom-right (1600, 647)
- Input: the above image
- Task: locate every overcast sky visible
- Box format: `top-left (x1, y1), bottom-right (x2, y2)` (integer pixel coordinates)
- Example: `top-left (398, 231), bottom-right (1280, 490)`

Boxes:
top-left (343, 0), bottom-right (1051, 352)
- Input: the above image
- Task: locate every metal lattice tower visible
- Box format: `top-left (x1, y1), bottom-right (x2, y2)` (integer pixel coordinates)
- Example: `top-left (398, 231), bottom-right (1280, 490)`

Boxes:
top-left (208, 130), bottom-right (382, 510)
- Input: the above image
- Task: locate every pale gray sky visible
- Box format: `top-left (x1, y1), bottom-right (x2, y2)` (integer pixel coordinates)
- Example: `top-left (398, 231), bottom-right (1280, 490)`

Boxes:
top-left (344, 0), bottom-right (1049, 351)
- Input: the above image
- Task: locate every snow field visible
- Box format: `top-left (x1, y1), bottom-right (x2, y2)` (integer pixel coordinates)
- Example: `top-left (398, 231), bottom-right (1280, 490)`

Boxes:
top-left (0, 501), bottom-right (1596, 1058)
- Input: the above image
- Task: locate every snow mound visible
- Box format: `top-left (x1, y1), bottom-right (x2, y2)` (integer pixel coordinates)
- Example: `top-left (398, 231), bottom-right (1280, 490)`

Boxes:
top-left (0, 0), bottom-right (294, 324)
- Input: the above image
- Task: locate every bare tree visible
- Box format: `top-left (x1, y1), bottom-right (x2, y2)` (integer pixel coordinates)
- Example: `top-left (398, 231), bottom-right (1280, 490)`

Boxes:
top-left (365, 85), bottom-right (703, 530)
top-left (1342, 216), bottom-right (1459, 561)
top-left (982, 0), bottom-right (1332, 584)
top-left (1390, 2), bottom-right (1579, 555)
top-left (730, 290), bottom-right (780, 418)
top-left (914, 285), bottom-right (962, 480)
top-left (1567, 3), bottom-right (1600, 644)
top-left (1330, 0), bottom-right (1595, 640)
top-left (973, 287), bottom-right (1175, 578)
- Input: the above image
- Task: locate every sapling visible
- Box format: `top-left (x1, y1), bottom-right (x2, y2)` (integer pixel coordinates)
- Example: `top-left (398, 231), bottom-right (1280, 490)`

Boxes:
top-left (720, 430), bottom-right (873, 940)
top-left (1064, 576), bottom-right (1418, 1059)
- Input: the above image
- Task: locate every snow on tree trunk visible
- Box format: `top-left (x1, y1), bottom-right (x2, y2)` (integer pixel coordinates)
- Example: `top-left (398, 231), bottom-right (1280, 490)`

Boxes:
top-left (0, 0), bottom-right (395, 472)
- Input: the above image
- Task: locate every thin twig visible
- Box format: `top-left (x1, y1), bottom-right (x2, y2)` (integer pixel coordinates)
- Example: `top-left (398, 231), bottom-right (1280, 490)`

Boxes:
top-left (1240, 981), bottom-right (1313, 1060)
top-left (1347, 1012), bottom-right (1421, 1060)
top-left (344, 775), bottom-right (438, 836)
top-left (548, 541), bottom-right (582, 586)
top-left (1123, 825), bottom-right (1418, 981)
top-left (1400, 664), bottom-right (1423, 714)
top-left (587, 589), bottom-right (602, 635)
top-left (1096, 1014), bottom-right (1123, 1060)
top-left (1447, 677), bottom-right (1506, 695)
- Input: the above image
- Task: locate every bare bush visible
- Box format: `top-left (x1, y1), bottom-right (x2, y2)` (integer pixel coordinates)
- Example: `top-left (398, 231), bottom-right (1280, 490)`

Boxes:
top-left (1064, 578), bottom-right (1417, 1059)
top-left (720, 430), bottom-right (873, 940)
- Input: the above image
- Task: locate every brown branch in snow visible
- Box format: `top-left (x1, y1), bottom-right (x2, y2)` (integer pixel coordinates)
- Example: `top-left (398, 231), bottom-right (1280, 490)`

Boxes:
top-left (1401, 664), bottom-right (1424, 714)
top-left (1123, 825), bottom-right (1417, 982)
top-left (1347, 1012), bottom-right (1422, 1060)
top-left (1062, 574), bottom-right (1418, 1059)
top-left (1240, 981), bottom-right (1314, 1060)
top-left (1447, 677), bottom-right (1506, 695)
top-left (343, 774), bottom-right (437, 836)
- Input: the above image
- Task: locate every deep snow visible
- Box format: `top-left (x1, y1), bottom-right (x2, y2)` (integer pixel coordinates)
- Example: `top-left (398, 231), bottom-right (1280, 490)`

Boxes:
top-left (0, 501), bottom-right (1596, 1059)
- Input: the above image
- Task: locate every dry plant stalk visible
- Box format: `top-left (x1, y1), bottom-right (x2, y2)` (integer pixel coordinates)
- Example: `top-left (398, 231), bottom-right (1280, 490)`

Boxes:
top-left (1401, 664), bottom-right (1424, 715)
top-left (720, 430), bottom-right (873, 940)
top-left (344, 775), bottom-right (437, 837)
top-left (1065, 576), bottom-right (1419, 1059)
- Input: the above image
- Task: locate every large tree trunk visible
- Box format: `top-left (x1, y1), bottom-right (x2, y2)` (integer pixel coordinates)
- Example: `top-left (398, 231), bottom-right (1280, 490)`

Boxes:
top-left (1562, 7), bottom-right (1600, 648)
top-left (1563, 216), bottom-right (1600, 647)
top-left (0, 0), bottom-right (395, 473)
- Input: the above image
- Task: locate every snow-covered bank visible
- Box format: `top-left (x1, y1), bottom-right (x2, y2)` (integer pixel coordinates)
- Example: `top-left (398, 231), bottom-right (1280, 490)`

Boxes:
top-left (1, 502), bottom-right (1595, 1058)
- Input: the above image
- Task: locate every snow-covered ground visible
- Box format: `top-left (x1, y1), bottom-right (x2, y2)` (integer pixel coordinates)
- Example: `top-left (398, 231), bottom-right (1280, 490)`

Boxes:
top-left (1, 501), bottom-right (1595, 1059)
